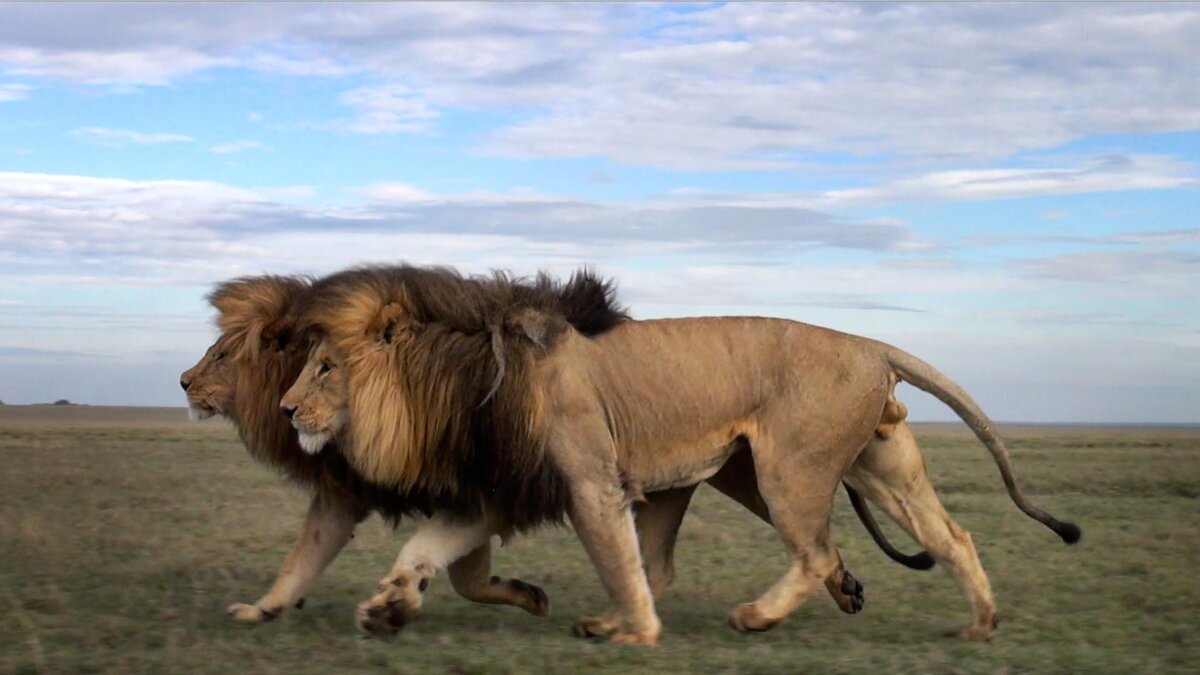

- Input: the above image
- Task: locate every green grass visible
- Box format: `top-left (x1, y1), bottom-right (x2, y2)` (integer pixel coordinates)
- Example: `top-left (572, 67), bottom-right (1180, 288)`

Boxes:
top-left (2, 407), bottom-right (1198, 673)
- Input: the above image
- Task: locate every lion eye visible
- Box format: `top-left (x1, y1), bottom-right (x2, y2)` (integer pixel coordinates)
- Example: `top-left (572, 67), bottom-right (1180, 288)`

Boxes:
top-left (318, 362), bottom-right (332, 376)
top-left (214, 351), bottom-right (226, 362)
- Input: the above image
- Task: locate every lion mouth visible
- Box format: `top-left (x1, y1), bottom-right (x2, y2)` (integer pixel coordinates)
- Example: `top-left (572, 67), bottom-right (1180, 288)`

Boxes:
top-left (295, 429), bottom-right (332, 455)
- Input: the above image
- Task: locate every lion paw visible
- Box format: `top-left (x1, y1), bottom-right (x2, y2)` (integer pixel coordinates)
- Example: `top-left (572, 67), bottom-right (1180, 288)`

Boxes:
top-left (838, 570), bottom-right (865, 615)
top-left (963, 614), bottom-right (999, 642)
top-left (507, 578), bottom-right (550, 616)
top-left (226, 602), bottom-right (278, 624)
top-left (355, 575), bottom-right (424, 636)
top-left (727, 603), bottom-right (780, 633)
top-left (356, 599), bottom-right (414, 636)
top-left (571, 614), bottom-right (620, 638)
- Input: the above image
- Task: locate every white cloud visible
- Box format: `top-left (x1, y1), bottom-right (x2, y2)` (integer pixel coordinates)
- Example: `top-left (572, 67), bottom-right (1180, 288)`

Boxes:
top-left (0, 46), bottom-right (230, 86)
top-left (1, 169), bottom-right (1195, 420)
top-left (71, 127), bottom-right (195, 147)
top-left (208, 140), bottom-right (263, 154)
top-left (612, 262), bottom-right (1020, 314)
top-left (335, 84), bottom-right (439, 134)
top-left (0, 83), bottom-right (32, 102)
top-left (815, 155), bottom-right (1198, 206)
top-left (241, 49), bottom-right (353, 78)
top-left (357, 182), bottom-right (436, 203)
top-left (358, 182), bottom-right (578, 206)
top-left (1019, 250), bottom-right (1200, 292)
top-left (1104, 228), bottom-right (1200, 246)
top-left (0, 172), bottom-right (912, 289)
top-left (2, 5), bottom-right (1197, 166)
top-left (9, 171), bottom-right (1196, 303)
top-left (484, 5), bottom-right (1200, 168)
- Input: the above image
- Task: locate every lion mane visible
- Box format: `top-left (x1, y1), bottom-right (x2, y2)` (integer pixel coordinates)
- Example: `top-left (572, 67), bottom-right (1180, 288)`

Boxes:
top-left (207, 274), bottom-right (427, 523)
top-left (298, 265), bottom-right (627, 532)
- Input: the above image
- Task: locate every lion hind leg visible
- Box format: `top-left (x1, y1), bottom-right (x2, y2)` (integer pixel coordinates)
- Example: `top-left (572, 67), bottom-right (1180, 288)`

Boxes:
top-left (846, 423), bottom-right (997, 640)
top-left (726, 512), bottom-right (841, 632)
top-left (446, 542), bottom-right (549, 616)
top-left (727, 434), bottom-right (846, 633)
top-left (705, 448), bottom-right (865, 614)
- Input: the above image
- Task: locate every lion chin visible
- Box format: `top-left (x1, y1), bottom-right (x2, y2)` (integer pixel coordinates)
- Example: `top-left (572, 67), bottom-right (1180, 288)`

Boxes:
top-left (296, 430), bottom-right (331, 455)
top-left (188, 406), bottom-right (217, 422)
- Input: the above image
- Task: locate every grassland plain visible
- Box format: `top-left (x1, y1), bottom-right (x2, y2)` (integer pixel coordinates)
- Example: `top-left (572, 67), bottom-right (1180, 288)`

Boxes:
top-left (1, 405), bottom-right (1197, 674)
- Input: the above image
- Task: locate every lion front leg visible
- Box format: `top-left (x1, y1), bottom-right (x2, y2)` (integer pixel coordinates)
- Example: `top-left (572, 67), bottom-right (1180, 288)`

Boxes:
top-left (356, 512), bottom-right (495, 636)
top-left (567, 477), bottom-right (662, 646)
top-left (228, 490), bottom-right (365, 624)
top-left (571, 484), bottom-right (698, 639)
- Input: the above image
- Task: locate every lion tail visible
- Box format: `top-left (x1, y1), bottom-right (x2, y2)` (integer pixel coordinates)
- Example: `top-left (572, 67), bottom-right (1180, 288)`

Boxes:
top-left (845, 484), bottom-right (936, 570)
top-left (882, 345), bottom-right (1082, 545)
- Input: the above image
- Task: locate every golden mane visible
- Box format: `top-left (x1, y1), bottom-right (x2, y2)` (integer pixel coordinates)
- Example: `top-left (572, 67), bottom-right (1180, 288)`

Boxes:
top-left (299, 265), bottom-right (628, 531)
top-left (208, 275), bottom-right (424, 523)
top-left (209, 275), bottom-right (311, 363)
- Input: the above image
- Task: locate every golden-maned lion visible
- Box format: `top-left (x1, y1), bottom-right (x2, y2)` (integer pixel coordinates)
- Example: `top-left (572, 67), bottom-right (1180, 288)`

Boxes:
top-left (180, 275), bottom-right (553, 625)
top-left (285, 264), bottom-right (1081, 644)
top-left (280, 266), bottom-right (943, 635)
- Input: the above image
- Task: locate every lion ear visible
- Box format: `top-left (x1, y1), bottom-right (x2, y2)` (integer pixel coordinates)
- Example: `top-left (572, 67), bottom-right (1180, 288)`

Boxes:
top-left (370, 302), bottom-right (416, 345)
top-left (506, 308), bottom-right (566, 350)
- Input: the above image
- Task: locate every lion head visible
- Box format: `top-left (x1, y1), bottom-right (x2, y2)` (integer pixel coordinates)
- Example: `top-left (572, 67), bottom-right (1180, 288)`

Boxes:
top-left (180, 340), bottom-right (236, 421)
top-left (280, 337), bottom-right (348, 456)
top-left (184, 273), bottom-right (316, 465)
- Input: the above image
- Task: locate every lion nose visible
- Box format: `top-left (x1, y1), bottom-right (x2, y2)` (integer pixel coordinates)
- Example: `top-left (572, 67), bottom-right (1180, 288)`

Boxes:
top-left (180, 378), bottom-right (191, 391)
top-left (283, 406), bottom-right (296, 420)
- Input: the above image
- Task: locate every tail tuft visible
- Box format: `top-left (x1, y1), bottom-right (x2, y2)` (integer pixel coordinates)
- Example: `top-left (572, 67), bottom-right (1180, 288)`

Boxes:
top-left (1057, 521), bottom-right (1082, 545)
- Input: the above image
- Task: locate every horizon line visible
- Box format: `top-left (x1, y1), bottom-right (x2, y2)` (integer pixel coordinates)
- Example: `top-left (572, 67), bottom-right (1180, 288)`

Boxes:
top-left (2, 403), bottom-right (1196, 429)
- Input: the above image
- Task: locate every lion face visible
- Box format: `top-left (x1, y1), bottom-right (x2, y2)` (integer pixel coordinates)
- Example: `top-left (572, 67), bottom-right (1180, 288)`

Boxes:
top-left (281, 338), bottom-right (349, 455)
top-left (180, 341), bottom-right (236, 421)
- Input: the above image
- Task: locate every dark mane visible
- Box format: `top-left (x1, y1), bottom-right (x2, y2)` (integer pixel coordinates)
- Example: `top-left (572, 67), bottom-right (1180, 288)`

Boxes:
top-left (298, 265), bottom-right (627, 344)
top-left (299, 264), bottom-right (629, 533)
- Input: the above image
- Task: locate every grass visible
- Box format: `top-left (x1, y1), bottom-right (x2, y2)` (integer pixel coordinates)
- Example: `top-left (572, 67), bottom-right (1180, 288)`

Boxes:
top-left (1, 406), bottom-right (1198, 673)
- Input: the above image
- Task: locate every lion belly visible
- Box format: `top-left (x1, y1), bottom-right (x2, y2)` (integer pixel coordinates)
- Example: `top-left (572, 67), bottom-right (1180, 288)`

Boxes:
top-left (636, 435), bottom-right (749, 492)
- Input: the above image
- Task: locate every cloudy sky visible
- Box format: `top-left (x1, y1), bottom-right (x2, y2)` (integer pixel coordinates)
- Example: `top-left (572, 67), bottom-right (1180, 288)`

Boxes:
top-left (0, 3), bottom-right (1197, 423)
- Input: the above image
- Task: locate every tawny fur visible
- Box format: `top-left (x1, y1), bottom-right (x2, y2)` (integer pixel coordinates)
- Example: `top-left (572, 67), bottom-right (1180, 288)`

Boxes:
top-left (284, 269), bottom-right (1079, 642)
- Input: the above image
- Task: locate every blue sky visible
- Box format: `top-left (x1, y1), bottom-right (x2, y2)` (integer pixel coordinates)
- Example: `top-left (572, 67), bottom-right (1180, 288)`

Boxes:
top-left (0, 3), bottom-right (1196, 422)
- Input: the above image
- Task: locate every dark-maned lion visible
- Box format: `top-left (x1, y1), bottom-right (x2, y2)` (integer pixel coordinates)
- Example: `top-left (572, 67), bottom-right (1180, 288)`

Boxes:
top-left (180, 275), bottom-right (551, 624)
top-left (282, 266), bottom-right (1078, 645)
top-left (280, 266), bottom-right (942, 635)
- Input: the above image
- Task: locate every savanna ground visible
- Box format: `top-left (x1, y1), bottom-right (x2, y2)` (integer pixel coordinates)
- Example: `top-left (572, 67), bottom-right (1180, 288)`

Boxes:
top-left (1, 405), bottom-right (1197, 674)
